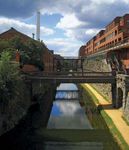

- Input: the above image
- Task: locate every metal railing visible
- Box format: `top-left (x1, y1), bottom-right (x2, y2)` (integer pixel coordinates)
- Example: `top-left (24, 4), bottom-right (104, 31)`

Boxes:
top-left (23, 70), bottom-right (113, 78)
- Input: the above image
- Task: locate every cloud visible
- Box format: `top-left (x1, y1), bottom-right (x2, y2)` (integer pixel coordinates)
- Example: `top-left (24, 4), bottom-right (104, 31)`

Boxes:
top-left (0, 0), bottom-right (75, 18)
top-left (0, 0), bottom-right (129, 54)
top-left (77, 0), bottom-right (129, 29)
top-left (50, 0), bottom-right (129, 42)
top-left (0, 0), bottom-right (43, 18)
top-left (0, 17), bottom-right (54, 37)
top-left (56, 14), bottom-right (86, 29)
top-left (44, 38), bottom-right (83, 56)
top-left (54, 101), bottom-right (82, 116)
top-left (63, 28), bottom-right (100, 42)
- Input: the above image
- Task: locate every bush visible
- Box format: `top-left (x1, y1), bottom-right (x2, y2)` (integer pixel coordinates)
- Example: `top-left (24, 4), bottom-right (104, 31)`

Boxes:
top-left (0, 51), bottom-right (20, 101)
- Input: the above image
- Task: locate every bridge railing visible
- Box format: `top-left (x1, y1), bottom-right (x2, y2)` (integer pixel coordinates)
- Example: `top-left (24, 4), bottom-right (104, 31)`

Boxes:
top-left (23, 70), bottom-right (113, 78)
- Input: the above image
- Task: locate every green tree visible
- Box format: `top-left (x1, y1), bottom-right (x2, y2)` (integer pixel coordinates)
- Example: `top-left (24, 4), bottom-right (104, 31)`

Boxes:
top-left (0, 51), bottom-right (20, 101)
top-left (23, 40), bottom-right (44, 70)
top-left (0, 40), bottom-right (10, 53)
top-left (10, 37), bottom-right (44, 70)
top-left (0, 36), bottom-right (45, 71)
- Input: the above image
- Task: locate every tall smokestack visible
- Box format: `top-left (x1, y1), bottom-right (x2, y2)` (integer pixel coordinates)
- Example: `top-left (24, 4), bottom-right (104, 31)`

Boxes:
top-left (36, 11), bottom-right (40, 41)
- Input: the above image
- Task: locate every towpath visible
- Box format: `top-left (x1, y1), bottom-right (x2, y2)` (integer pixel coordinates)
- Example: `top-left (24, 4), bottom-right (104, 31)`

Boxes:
top-left (85, 84), bottom-right (129, 146)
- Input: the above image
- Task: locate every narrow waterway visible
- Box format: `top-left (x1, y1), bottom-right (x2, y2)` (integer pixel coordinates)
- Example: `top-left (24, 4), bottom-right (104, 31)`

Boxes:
top-left (43, 83), bottom-right (121, 150)
top-left (48, 83), bottom-right (92, 129)
top-left (0, 83), bottom-right (121, 150)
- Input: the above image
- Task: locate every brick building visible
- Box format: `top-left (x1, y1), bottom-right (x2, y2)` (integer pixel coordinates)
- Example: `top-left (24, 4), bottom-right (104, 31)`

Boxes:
top-left (0, 28), bottom-right (55, 72)
top-left (78, 46), bottom-right (86, 56)
top-left (43, 50), bottom-right (54, 72)
top-left (79, 14), bottom-right (129, 73)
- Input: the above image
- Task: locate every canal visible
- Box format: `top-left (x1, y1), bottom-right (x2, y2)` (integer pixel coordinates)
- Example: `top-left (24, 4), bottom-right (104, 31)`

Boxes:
top-left (42, 83), bottom-right (120, 150)
top-left (0, 83), bottom-right (121, 150)
top-left (48, 83), bottom-right (92, 129)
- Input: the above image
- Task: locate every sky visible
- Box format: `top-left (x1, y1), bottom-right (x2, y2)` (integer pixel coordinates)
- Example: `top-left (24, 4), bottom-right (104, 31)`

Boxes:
top-left (0, 0), bottom-right (129, 56)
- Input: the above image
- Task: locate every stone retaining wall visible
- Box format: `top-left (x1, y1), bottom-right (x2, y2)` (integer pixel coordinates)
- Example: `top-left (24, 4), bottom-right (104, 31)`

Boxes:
top-left (84, 57), bottom-right (129, 123)
top-left (0, 79), bottom-right (31, 136)
top-left (0, 79), bottom-right (57, 136)
top-left (83, 56), bottom-right (112, 101)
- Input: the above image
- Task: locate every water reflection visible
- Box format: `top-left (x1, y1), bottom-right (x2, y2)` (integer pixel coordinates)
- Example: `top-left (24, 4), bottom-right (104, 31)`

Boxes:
top-left (57, 83), bottom-right (78, 91)
top-left (47, 100), bottom-right (92, 129)
top-left (55, 91), bottom-right (78, 100)
top-left (46, 83), bottom-right (119, 150)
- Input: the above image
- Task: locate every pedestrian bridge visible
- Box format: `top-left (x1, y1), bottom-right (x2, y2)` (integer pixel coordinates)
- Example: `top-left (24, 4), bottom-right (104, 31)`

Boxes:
top-left (25, 71), bottom-right (129, 109)
top-left (26, 71), bottom-right (115, 84)
top-left (55, 90), bottom-right (79, 100)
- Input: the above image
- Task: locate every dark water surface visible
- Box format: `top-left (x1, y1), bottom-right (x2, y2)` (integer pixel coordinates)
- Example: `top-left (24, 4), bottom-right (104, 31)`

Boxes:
top-left (45, 83), bottom-right (121, 150)
top-left (0, 83), bottom-right (121, 150)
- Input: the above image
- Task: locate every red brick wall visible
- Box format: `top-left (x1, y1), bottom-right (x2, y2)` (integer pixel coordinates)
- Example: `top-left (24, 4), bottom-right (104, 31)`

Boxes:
top-left (0, 28), bottom-right (55, 73)
top-left (43, 50), bottom-right (54, 72)
top-left (79, 14), bottom-right (129, 57)
top-left (22, 65), bottom-right (38, 72)
top-left (79, 46), bottom-right (86, 57)
top-left (0, 28), bottom-right (31, 43)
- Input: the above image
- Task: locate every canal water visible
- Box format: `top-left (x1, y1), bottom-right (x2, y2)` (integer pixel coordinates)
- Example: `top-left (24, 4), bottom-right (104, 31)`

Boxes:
top-left (0, 83), bottom-right (121, 150)
top-left (43, 83), bottom-right (120, 150)
top-left (47, 83), bottom-right (92, 129)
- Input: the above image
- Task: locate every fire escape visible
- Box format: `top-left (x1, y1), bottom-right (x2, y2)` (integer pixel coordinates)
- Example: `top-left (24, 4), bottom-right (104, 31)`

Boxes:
top-left (108, 53), bottom-right (127, 74)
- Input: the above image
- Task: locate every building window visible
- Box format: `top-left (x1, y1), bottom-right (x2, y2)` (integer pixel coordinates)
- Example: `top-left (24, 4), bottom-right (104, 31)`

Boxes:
top-left (115, 30), bottom-right (117, 35)
top-left (118, 38), bottom-right (121, 41)
top-left (105, 32), bottom-right (114, 41)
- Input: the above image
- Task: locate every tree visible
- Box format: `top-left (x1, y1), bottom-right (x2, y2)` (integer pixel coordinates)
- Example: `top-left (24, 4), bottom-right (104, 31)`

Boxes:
top-left (23, 40), bottom-right (44, 70)
top-left (0, 51), bottom-right (20, 101)
top-left (0, 36), bottom-right (45, 71)
top-left (10, 37), bottom-right (44, 70)
top-left (0, 40), bottom-right (10, 53)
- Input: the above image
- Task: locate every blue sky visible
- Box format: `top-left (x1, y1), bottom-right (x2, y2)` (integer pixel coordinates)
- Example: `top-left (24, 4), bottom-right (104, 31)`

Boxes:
top-left (0, 0), bottom-right (129, 56)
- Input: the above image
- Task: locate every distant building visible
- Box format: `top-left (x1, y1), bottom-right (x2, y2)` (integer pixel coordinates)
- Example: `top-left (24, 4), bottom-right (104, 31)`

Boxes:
top-left (0, 27), bottom-right (32, 42)
top-left (79, 45), bottom-right (86, 57)
top-left (53, 54), bottom-right (64, 71)
top-left (79, 14), bottom-right (129, 73)
top-left (80, 14), bottom-right (129, 56)
top-left (0, 27), bottom-right (55, 72)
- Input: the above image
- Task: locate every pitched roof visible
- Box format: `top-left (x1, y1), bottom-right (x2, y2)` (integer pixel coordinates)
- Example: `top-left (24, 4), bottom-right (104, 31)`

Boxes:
top-left (0, 27), bottom-right (33, 42)
top-left (0, 27), bottom-right (55, 57)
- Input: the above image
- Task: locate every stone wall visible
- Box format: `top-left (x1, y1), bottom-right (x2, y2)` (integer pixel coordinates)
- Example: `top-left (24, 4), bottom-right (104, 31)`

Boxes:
top-left (29, 80), bottom-right (56, 128)
top-left (124, 75), bottom-right (129, 122)
top-left (0, 79), bottom-right (31, 136)
top-left (117, 75), bottom-right (129, 122)
top-left (84, 57), bottom-right (129, 123)
top-left (83, 56), bottom-right (112, 101)
top-left (0, 78), bottom-right (57, 136)
top-left (124, 95), bottom-right (129, 122)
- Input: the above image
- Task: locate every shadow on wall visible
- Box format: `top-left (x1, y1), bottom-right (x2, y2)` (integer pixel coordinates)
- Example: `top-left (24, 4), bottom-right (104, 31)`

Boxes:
top-left (117, 87), bottom-right (123, 108)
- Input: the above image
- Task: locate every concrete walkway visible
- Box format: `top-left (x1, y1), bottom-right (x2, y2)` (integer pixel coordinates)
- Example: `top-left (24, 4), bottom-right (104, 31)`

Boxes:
top-left (85, 84), bottom-right (129, 146)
